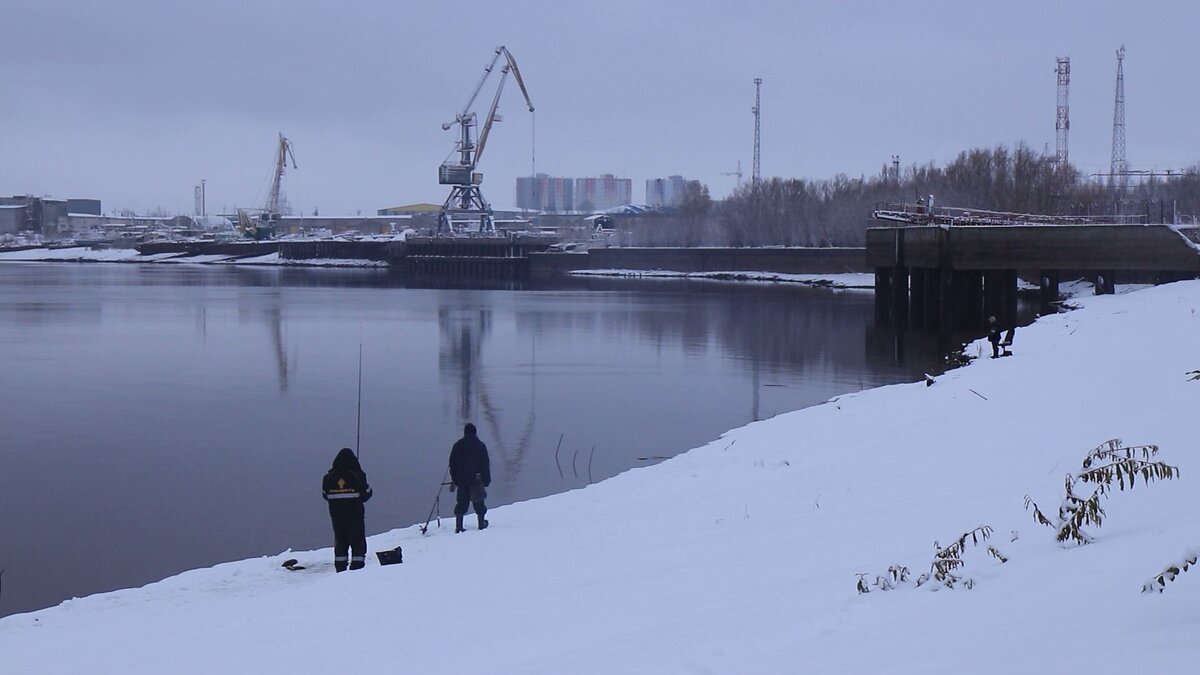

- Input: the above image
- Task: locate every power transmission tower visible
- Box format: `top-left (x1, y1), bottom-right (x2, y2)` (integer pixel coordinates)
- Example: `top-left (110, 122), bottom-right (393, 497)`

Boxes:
top-left (1110, 45), bottom-right (1127, 190)
top-left (1055, 56), bottom-right (1070, 165)
top-left (752, 77), bottom-right (762, 185)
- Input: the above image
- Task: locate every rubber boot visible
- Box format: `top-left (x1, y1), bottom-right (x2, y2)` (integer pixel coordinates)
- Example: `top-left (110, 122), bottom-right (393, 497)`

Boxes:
top-left (477, 513), bottom-right (488, 530)
top-left (455, 515), bottom-right (465, 533)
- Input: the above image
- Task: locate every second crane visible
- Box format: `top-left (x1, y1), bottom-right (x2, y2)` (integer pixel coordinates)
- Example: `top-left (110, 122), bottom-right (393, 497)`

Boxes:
top-left (438, 46), bottom-right (534, 235)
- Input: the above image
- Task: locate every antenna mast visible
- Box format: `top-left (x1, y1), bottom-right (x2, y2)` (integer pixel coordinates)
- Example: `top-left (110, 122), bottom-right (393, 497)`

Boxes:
top-left (752, 78), bottom-right (762, 185)
top-left (1055, 56), bottom-right (1070, 165)
top-left (1110, 46), bottom-right (1127, 190)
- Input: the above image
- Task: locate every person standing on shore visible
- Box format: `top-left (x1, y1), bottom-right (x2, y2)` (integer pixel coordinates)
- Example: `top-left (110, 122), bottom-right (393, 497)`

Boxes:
top-left (987, 315), bottom-right (1002, 359)
top-left (449, 423), bottom-right (491, 533)
top-left (322, 447), bottom-right (373, 571)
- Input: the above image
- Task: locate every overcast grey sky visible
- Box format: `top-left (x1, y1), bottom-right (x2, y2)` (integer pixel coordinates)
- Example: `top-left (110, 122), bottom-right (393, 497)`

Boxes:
top-left (1, 1), bottom-right (1197, 215)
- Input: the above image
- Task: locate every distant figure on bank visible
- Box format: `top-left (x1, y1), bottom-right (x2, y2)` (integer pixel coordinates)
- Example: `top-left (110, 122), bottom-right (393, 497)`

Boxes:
top-left (987, 316), bottom-right (1002, 359)
top-left (322, 447), bottom-right (373, 571)
top-left (449, 423), bottom-right (491, 533)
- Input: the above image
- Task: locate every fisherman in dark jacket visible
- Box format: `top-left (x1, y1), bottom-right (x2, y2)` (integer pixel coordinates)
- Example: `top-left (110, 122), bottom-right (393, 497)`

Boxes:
top-left (448, 423), bottom-right (491, 533)
top-left (987, 315), bottom-right (1002, 358)
top-left (322, 447), bottom-right (373, 571)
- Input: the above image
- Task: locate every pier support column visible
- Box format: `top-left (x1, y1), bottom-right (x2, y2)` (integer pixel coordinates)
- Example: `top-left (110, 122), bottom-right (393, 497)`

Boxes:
top-left (1040, 270), bottom-right (1060, 308)
top-left (891, 265), bottom-right (909, 327)
top-left (998, 270), bottom-right (1018, 327)
top-left (983, 270), bottom-right (1017, 326)
top-left (938, 267), bottom-right (956, 330)
top-left (983, 270), bottom-right (1002, 324)
top-left (922, 268), bottom-right (941, 328)
top-left (909, 268), bottom-right (926, 328)
top-left (954, 271), bottom-right (982, 329)
top-left (875, 268), bottom-right (893, 324)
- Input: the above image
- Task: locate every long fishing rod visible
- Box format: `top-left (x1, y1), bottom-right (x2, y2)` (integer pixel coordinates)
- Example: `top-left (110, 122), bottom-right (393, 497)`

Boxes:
top-left (355, 343), bottom-right (363, 458)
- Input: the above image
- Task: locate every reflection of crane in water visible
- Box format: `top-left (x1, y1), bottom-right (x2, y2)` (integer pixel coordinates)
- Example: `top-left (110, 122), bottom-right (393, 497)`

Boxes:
top-left (242, 288), bottom-right (294, 393)
top-left (437, 306), bottom-right (535, 479)
top-left (266, 303), bottom-right (291, 392)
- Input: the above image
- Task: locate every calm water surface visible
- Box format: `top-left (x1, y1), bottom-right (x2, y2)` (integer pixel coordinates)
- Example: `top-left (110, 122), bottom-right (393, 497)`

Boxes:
top-left (1, 263), bottom-right (948, 616)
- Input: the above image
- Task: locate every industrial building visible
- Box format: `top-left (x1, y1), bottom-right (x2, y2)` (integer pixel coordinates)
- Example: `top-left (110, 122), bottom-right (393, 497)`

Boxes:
top-left (0, 196), bottom-right (76, 236)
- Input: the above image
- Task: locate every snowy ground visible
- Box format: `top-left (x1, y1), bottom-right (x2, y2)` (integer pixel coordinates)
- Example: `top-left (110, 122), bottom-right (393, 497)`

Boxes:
top-left (571, 268), bottom-right (876, 289)
top-left (2, 280), bottom-right (1198, 673)
top-left (0, 247), bottom-right (387, 268)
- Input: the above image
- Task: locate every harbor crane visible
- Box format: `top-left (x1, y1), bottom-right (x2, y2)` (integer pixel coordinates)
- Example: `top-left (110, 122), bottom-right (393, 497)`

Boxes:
top-left (438, 46), bottom-right (534, 235)
top-left (238, 132), bottom-right (297, 240)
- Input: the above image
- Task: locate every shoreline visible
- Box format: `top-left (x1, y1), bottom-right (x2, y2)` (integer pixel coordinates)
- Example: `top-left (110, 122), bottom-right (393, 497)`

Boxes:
top-left (569, 268), bottom-right (875, 289)
top-left (3, 280), bottom-right (1197, 672)
top-left (0, 246), bottom-right (388, 268)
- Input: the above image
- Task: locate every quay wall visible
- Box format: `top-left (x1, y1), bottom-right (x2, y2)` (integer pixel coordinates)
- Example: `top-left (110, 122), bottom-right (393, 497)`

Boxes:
top-left (278, 240), bottom-right (404, 262)
top-left (528, 252), bottom-right (590, 278)
top-left (583, 247), bottom-right (868, 275)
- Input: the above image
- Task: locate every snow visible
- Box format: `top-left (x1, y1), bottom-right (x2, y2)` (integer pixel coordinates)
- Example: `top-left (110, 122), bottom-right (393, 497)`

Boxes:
top-left (571, 268), bottom-right (876, 289)
top-left (3, 280), bottom-right (1200, 673)
top-left (0, 246), bottom-right (141, 262)
top-left (0, 247), bottom-right (389, 267)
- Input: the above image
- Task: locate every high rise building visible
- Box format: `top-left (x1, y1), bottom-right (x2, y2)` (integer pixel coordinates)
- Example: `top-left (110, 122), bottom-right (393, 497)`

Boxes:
top-left (646, 176), bottom-right (690, 208)
top-left (516, 174), bottom-right (631, 212)
top-left (575, 174), bottom-right (631, 212)
top-left (516, 174), bottom-right (575, 212)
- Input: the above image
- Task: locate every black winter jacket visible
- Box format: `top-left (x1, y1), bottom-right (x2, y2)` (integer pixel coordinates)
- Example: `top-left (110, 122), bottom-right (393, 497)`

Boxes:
top-left (449, 432), bottom-right (491, 488)
top-left (322, 448), bottom-right (372, 519)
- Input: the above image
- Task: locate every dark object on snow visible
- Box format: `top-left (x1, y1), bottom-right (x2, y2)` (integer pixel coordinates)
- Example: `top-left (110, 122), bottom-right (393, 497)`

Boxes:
top-left (987, 316), bottom-right (1002, 358)
top-left (924, 373), bottom-right (936, 387)
top-left (449, 423), bottom-right (491, 532)
top-left (322, 447), bottom-right (373, 572)
top-left (281, 559), bottom-right (306, 571)
top-left (375, 546), bottom-right (403, 566)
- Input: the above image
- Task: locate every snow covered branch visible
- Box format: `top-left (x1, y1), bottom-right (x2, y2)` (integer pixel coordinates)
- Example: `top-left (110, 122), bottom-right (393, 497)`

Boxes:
top-left (1025, 439), bottom-right (1179, 546)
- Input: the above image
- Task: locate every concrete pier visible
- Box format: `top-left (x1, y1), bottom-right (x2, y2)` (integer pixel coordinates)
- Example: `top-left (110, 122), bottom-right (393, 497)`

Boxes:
top-left (867, 223), bottom-right (1200, 329)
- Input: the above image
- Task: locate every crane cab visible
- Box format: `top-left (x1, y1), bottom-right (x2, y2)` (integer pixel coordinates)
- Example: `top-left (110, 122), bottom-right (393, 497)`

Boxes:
top-left (439, 164), bottom-right (483, 186)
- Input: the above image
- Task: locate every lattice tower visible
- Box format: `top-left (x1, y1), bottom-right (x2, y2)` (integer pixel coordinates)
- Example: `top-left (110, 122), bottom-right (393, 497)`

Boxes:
top-left (1111, 46), bottom-right (1127, 189)
top-left (1055, 57), bottom-right (1070, 165)
top-left (752, 78), bottom-right (762, 185)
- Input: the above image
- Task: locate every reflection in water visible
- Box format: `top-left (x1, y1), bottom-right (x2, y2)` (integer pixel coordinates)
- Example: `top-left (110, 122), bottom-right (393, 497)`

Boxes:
top-left (437, 305), bottom-right (536, 482)
top-left (266, 300), bottom-right (291, 393)
top-left (438, 306), bottom-right (491, 422)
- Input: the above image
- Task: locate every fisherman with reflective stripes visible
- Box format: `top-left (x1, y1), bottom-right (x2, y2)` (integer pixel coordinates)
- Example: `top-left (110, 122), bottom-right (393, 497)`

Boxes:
top-left (322, 447), bottom-right (373, 572)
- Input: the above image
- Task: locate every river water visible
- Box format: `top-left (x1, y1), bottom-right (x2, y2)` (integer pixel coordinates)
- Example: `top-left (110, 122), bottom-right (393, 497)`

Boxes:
top-left (1, 262), bottom-right (951, 616)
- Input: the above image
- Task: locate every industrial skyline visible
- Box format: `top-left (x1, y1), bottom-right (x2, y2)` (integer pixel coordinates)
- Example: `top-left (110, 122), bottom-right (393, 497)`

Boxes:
top-left (1, 1), bottom-right (1197, 215)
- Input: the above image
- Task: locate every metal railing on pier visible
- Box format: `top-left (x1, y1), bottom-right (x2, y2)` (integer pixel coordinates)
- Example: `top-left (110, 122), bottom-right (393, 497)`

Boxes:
top-left (872, 202), bottom-right (1148, 227)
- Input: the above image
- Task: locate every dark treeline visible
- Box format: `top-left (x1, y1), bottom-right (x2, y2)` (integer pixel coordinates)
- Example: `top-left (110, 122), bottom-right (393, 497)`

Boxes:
top-left (618, 144), bottom-right (1200, 248)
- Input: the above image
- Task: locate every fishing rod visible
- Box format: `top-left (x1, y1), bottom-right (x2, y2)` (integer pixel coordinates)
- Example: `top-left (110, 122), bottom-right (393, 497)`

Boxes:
top-left (355, 343), bottom-right (363, 458)
top-left (419, 467), bottom-right (453, 535)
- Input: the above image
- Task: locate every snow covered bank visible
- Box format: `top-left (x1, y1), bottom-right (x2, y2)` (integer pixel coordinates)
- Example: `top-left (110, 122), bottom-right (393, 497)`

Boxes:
top-left (3, 282), bottom-right (1200, 673)
top-left (571, 268), bottom-right (875, 289)
top-left (0, 246), bottom-right (144, 262)
top-left (0, 247), bottom-right (387, 268)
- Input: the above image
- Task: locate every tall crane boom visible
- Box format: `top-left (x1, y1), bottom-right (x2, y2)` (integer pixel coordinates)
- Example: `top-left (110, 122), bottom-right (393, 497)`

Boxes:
top-left (438, 46), bottom-right (534, 234)
top-left (266, 132), bottom-right (298, 219)
top-left (239, 132), bottom-right (297, 240)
